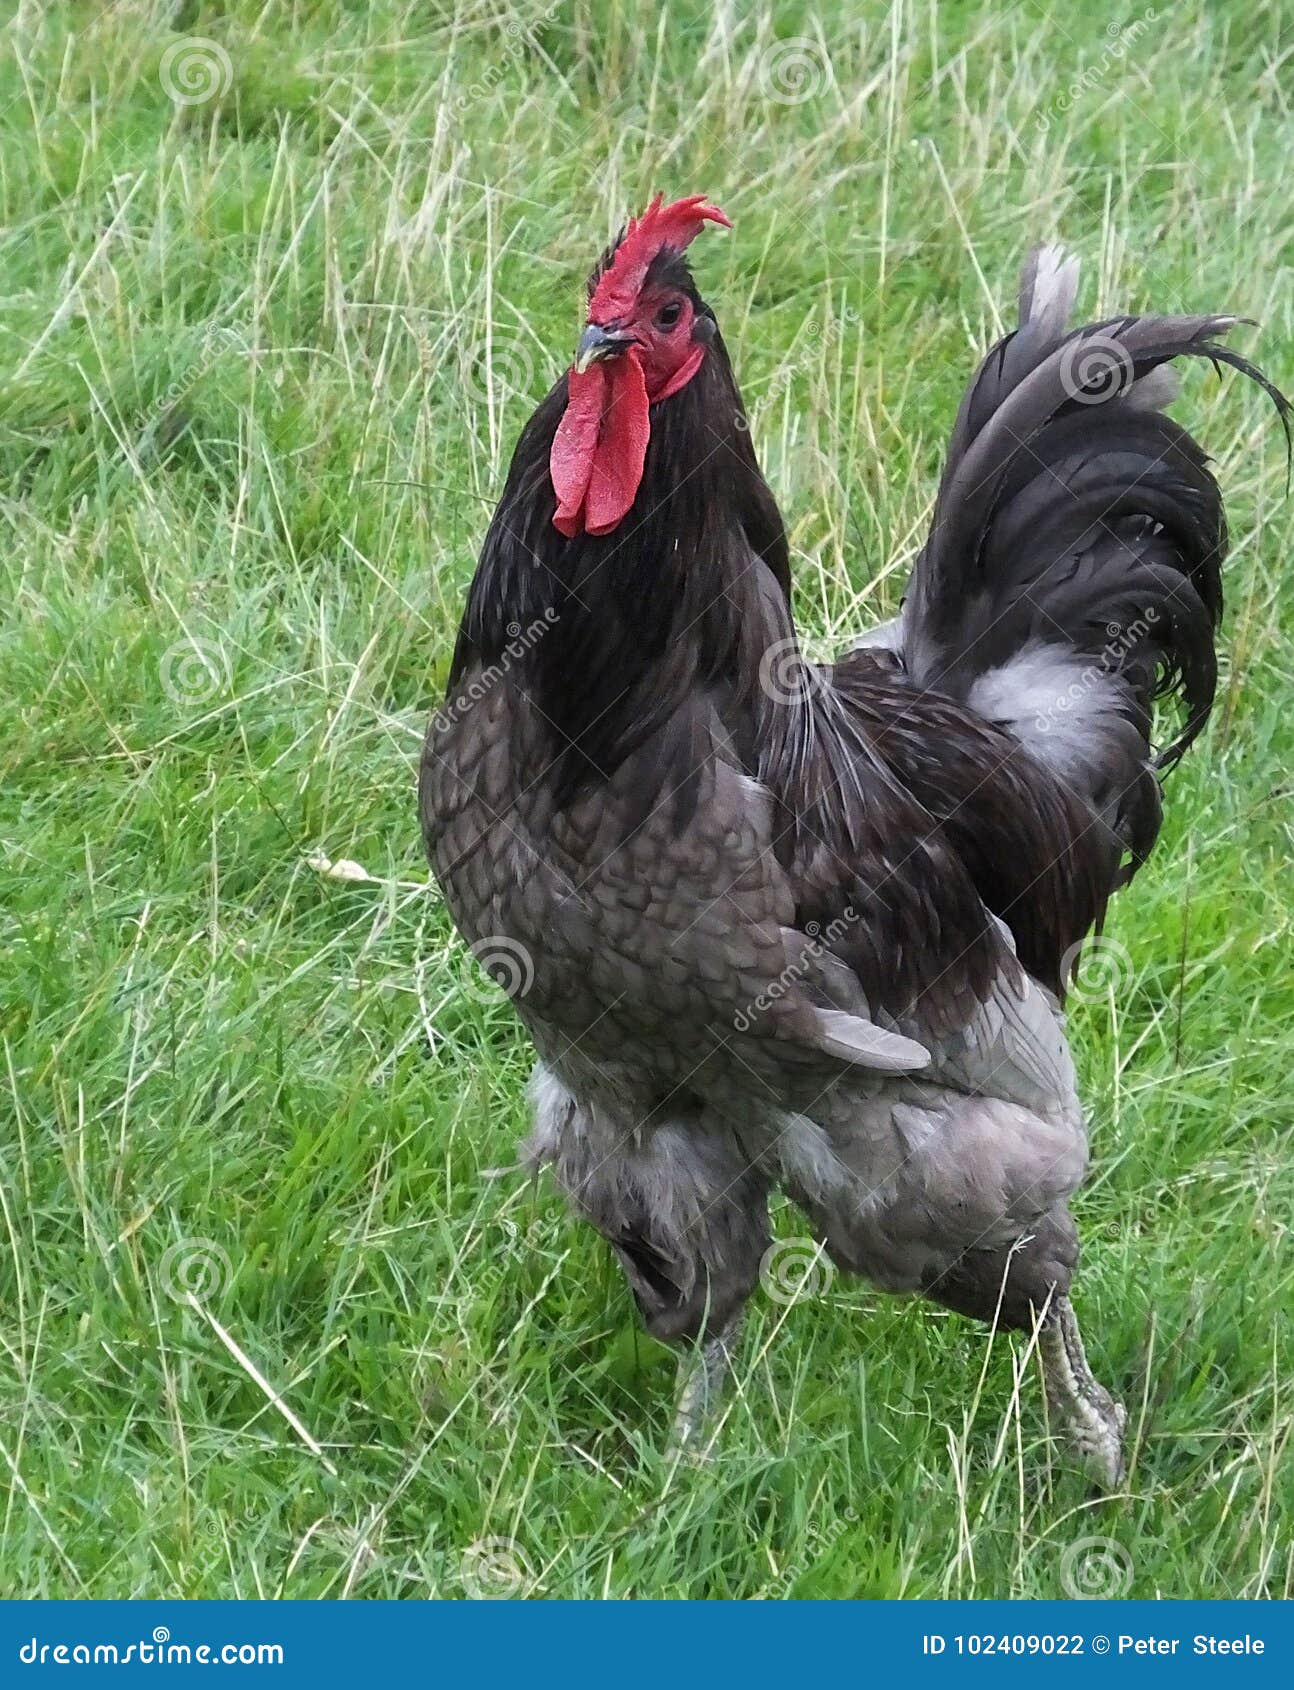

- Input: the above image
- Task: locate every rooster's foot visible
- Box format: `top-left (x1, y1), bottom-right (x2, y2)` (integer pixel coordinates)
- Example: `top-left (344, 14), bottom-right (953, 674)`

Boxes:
top-left (1040, 1296), bottom-right (1127, 1488)
top-left (666, 1315), bottom-right (742, 1464)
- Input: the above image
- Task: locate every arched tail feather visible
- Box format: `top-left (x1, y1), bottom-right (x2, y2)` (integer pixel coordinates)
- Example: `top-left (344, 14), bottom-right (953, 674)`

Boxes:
top-left (901, 247), bottom-right (1289, 880)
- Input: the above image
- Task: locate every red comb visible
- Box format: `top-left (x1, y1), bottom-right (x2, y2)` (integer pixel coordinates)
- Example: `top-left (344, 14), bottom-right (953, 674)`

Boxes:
top-left (588, 194), bottom-right (731, 325)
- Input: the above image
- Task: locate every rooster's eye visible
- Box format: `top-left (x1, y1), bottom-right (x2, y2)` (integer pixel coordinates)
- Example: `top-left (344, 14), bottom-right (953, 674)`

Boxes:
top-left (655, 301), bottom-right (683, 329)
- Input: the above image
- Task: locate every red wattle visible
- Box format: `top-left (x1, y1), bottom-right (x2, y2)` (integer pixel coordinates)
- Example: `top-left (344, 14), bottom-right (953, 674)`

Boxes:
top-left (550, 365), bottom-right (607, 538)
top-left (550, 353), bottom-right (650, 538)
top-left (651, 343), bottom-right (704, 403)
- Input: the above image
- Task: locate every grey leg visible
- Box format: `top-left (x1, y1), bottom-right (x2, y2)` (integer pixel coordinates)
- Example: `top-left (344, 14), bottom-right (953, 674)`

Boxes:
top-left (1040, 1297), bottom-right (1127, 1487)
top-left (667, 1313), bottom-right (743, 1461)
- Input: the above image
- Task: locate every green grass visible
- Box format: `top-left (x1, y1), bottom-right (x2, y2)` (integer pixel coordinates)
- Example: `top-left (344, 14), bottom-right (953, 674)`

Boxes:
top-left (2, 0), bottom-right (1292, 1600)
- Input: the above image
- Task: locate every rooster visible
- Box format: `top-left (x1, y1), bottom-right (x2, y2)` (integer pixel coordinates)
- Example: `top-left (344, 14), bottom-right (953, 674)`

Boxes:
top-left (421, 196), bottom-right (1286, 1484)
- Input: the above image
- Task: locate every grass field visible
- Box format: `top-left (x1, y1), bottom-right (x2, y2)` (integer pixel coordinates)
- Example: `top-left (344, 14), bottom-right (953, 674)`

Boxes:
top-left (2, 0), bottom-right (1292, 1600)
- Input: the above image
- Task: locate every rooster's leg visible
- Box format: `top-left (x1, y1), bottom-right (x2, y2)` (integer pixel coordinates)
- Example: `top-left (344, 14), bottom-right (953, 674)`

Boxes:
top-left (1040, 1297), bottom-right (1127, 1487)
top-left (923, 1222), bottom-right (1126, 1487)
top-left (667, 1312), bottom-right (743, 1461)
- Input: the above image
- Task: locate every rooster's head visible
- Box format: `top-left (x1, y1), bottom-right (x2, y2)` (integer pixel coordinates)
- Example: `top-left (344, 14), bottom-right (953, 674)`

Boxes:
top-left (549, 193), bottom-right (731, 538)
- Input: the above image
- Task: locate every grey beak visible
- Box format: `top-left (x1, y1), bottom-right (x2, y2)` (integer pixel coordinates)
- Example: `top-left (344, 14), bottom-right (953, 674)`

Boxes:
top-left (574, 323), bottom-right (634, 374)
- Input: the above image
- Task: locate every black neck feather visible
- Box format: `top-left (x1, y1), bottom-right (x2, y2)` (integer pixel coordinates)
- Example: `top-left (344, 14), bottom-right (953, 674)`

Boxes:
top-left (450, 332), bottom-right (790, 805)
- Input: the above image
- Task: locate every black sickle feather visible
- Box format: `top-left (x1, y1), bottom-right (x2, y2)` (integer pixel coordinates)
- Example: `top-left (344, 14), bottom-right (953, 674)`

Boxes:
top-left (902, 246), bottom-right (1289, 908)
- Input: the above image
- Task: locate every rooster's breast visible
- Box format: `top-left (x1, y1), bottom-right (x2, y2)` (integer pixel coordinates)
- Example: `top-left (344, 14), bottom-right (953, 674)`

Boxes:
top-left (418, 677), bottom-right (913, 1117)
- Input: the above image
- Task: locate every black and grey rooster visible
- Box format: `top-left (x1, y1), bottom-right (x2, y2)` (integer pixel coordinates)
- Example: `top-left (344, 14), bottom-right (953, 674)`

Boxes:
top-left (421, 197), bottom-right (1285, 1483)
